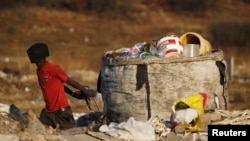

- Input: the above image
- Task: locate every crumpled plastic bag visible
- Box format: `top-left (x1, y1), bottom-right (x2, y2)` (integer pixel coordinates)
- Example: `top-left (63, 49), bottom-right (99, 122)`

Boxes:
top-left (173, 108), bottom-right (198, 124)
top-left (99, 117), bottom-right (155, 141)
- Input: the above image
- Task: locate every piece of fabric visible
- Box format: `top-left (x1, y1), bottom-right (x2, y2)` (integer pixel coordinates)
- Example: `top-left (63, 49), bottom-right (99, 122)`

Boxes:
top-left (74, 111), bottom-right (108, 132)
top-left (39, 106), bottom-right (75, 130)
top-left (9, 104), bottom-right (28, 125)
top-left (37, 61), bottom-right (69, 112)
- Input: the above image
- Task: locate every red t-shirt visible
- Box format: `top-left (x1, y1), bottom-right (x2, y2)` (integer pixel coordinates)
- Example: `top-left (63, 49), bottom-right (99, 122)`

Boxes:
top-left (37, 61), bottom-right (69, 112)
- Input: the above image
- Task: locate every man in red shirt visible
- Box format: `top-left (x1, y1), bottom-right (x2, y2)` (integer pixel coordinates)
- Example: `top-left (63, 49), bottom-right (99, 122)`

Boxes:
top-left (27, 42), bottom-right (96, 130)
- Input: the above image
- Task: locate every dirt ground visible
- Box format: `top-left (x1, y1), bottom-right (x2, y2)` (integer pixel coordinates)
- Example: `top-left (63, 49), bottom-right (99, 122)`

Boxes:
top-left (0, 1), bottom-right (250, 140)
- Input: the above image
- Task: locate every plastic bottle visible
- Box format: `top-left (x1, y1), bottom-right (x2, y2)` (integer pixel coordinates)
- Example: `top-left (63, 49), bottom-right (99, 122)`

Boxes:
top-left (140, 52), bottom-right (152, 59)
top-left (135, 42), bottom-right (146, 52)
top-left (149, 47), bottom-right (157, 56)
top-left (156, 47), bottom-right (165, 57)
top-left (130, 42), bottom-right (146, 58)
top-left (123, 48), bottom-right (132, 56)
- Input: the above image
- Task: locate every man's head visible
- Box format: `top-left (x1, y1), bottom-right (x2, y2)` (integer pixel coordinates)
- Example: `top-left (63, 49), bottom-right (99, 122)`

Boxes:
top-left (27, 42), bottom-right (50, 63)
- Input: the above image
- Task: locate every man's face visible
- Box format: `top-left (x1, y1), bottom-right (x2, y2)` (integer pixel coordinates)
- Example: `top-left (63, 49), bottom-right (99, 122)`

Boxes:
top-left (35, 59), bottom-right (45, 68)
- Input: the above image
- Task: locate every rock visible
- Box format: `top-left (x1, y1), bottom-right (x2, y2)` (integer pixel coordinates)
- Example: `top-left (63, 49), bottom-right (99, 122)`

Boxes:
top-left (0, 103), bottom-right (10, 114)
top-left (18, 131), bottom-right (47, 141)
top-left (200, 112), bottom-right (222, 131)
top-left (174, 124), bottom-right (186, 134)
top-left (164, 132), bottom-right (181, 141)
top-left (147, 116), bottom-right (171, 140)
top-left (23, 109), bottom-right (46, 134)
top-left (0, 134), bottom-right (19, 141)
top-left (182, 133), bottom-right (206, 141)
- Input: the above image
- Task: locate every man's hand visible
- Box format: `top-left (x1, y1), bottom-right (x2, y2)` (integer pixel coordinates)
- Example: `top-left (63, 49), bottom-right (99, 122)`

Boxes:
top-left (71, 91), bottom-right (88, 99)
top-left (82, 86), bottom-right (97, 97)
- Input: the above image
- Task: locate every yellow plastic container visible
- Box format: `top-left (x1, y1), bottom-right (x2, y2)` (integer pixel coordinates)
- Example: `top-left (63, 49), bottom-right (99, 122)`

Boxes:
top-left (180, 32), bottom-right (212, 55)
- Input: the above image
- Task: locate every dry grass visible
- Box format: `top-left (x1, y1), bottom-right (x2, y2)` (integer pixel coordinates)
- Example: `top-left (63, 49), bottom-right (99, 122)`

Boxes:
top-left (0, 1), bottom-right (249, 114)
